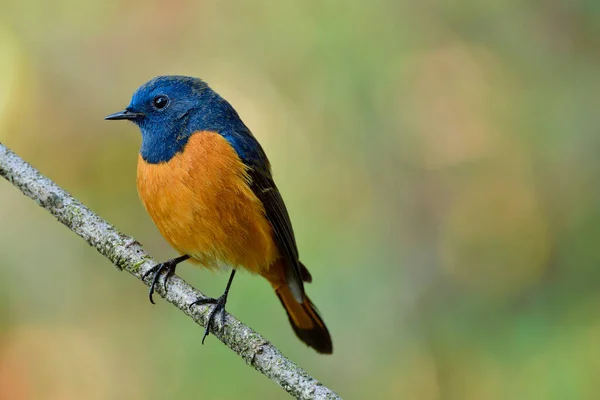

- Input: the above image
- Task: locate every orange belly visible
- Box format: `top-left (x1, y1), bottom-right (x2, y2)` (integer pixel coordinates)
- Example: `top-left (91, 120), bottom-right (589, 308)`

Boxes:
top-left (136, 131), bottom-right (279, 273)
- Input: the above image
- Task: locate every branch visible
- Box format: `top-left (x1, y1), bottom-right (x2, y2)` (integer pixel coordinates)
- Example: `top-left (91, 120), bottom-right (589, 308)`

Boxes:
top-left (0, 142), bottom-right (340, 400)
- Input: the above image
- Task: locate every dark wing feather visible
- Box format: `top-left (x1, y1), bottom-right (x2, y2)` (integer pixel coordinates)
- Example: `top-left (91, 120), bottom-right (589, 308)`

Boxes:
top-left (247, 167), bottom-right (306, 301)
top-left (220, 115), bottom-right (307, 301)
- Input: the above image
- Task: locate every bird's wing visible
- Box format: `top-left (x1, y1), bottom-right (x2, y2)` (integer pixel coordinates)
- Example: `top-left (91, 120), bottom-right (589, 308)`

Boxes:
top-left (246, 162), bottom-right (306, 302)
top-left (221, 117), bottom-right (308, 302)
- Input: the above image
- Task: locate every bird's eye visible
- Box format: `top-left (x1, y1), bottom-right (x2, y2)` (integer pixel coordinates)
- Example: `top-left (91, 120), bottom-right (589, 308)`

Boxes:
top-left (153, 95), bottom-right (169, 110)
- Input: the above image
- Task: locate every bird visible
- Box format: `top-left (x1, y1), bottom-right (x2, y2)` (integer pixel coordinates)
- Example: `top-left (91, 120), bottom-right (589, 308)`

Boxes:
top-left (105, 75), bottom-right (332, 354)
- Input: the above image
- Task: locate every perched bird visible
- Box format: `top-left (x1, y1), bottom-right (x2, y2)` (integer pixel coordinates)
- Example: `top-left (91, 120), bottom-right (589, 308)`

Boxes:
top-left (105, 76), bottom-right (332, 354)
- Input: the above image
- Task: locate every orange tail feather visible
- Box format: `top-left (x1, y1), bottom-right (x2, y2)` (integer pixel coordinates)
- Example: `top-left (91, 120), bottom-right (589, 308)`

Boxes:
top-left (275, 285), bottom-right (333, 354)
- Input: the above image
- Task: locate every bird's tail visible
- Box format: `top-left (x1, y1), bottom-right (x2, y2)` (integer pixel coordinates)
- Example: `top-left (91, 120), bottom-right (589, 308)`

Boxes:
top-left (274, 285), bottom-right (333, 354)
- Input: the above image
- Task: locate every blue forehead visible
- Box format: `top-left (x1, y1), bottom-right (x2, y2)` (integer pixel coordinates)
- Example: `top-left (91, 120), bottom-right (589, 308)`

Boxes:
top-left (129, 75), bottom-right (208, 109)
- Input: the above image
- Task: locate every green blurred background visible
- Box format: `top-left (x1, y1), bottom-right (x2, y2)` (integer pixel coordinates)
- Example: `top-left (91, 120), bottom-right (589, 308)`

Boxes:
top-left (1, 1), bottom-right (599, 399)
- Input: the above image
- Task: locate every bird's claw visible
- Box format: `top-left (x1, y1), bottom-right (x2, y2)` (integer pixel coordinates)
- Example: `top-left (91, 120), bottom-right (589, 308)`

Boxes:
top-left (141, 255), bottom-right (190, 304)
top-left (142, 261), bottom-right (176, 304)
top-left (189, 295), bottom-right (228, 344)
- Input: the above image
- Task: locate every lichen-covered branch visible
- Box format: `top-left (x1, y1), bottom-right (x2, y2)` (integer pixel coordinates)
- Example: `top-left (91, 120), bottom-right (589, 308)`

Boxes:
top-left (0, 142), bottom-right (341, 400)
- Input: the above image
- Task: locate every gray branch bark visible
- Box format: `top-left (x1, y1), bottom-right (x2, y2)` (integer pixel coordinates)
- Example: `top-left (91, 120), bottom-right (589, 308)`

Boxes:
top-left (0, 142), bottom-right (341, 400)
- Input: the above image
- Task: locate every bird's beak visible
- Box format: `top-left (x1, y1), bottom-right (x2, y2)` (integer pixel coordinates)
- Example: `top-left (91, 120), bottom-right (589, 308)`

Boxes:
top-left (105, 109), bottom-right (144, 121)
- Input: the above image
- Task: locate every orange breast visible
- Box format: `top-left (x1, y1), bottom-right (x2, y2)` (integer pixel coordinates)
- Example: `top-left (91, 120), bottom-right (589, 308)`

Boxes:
top-left (136, 131), bottom-right (279, 274)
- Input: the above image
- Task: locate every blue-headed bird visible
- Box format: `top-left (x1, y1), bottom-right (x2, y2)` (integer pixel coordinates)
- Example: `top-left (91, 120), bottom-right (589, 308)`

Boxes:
top-left (105, 76), bottom-right (332, 354)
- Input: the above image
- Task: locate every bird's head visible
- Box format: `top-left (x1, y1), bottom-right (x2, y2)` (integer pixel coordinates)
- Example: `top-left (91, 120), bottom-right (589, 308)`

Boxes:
top-left (106, 75), bottom-right (209, 133)
top-left (106, 75), bottom-right (253, 164)
top-left (105, 76), bottom-right (219, 163)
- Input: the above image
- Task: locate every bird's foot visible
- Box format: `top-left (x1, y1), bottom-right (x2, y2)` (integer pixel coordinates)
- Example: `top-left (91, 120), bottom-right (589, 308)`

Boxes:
top-left (189, 294), bottom-right (229, 344)
top-left (142, 255), bottom-right (190, 304)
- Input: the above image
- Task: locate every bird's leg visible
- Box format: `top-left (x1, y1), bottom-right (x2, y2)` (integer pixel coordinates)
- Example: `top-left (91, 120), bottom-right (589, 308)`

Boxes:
top-left (189, 269), bottom-right (237, 344)
top-left (142, 255), bottom-right (190, 304)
